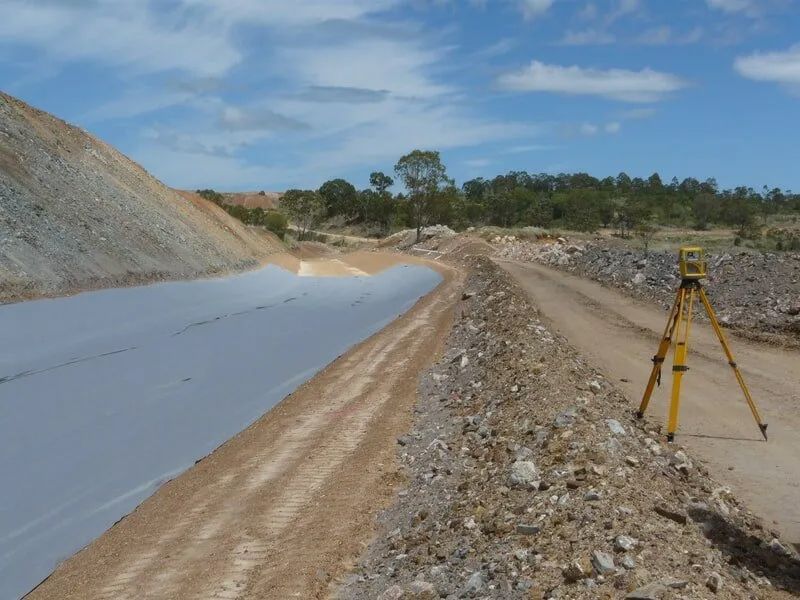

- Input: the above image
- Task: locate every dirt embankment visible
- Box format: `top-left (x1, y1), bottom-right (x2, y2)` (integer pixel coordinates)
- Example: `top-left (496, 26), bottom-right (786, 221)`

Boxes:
top-left (340, 256), bottom-right (800, 600)
top-left (0, 93), bottom-right (283, 304)
top-left (497, 238), bottom-right (800, 345)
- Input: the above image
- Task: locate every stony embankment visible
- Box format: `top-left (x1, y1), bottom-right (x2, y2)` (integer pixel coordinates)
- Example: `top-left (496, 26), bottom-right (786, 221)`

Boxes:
top-left (0, 92), bottom-right (282, 303)
top-left (339, 256), bottom-right (800, 600)
top-left (497, 238), bottom-right (800, 345)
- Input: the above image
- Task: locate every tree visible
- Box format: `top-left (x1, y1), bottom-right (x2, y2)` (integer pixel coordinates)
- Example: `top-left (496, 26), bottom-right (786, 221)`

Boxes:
top-left (359, 189), bottom-right (395, 233)
top-left (394, 150), bottom-right (448, 242)
top-left (614, 196), bottom-right (649, 238)
top-left (692, 193), bottom-right (718, 230)
top-left (462, 178), bottom-right (488, 203)
top-left (369, 171), bottom-right (394, 194)
top-left (196, 189), bottom-right (225, 205)
top-left (720, 193), bottom-right (759, 238)
top-left (615, 172), bottom-right (632, 193)
top-left (281, 189), bottom-right (325, 239)
top-left (562, 190), bottom-right (601, 232)
top-left (486, 189), bottom-right (516, 227)
top-left (647, 172), bottom-right (664, 191)
top-left (318, 178), bottom-right (357, 218)
top-left (263, 211), bottom-right (288, 239)
top-left (634, 219), bottom-right (658, 256)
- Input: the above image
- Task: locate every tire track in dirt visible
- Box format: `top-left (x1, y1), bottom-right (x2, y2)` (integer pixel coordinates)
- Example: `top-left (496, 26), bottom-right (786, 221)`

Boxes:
top-left (29, 261), bottom-right (462, 600)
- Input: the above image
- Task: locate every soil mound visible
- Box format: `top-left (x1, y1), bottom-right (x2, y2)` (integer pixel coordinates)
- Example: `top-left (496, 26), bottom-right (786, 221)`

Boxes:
top-left (0, 93), bottom-right (282, 303)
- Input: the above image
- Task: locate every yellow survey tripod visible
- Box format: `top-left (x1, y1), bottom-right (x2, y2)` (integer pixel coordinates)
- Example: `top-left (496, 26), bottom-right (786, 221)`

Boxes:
top-left (636, 246), bottom-right (768, 442)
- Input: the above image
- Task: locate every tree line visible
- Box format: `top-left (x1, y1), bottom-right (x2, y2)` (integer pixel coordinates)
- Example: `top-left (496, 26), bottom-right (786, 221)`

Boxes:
top-left (196, 189), bottom-right (288, 239)
top-left (203, 149), bottom-right (800, 246)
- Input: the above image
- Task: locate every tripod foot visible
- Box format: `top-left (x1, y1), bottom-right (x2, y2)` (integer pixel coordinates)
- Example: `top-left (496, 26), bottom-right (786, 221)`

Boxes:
top-left (666, 433), bottom-right (675, 443)
top-left (759, 423), bottom-right (768, 441)
top-left (635, 410), bottom-right (644, 420)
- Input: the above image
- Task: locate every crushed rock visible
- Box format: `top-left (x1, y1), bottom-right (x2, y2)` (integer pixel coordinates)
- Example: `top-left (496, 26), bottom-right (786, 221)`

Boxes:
top-left (496, 238), bottom-right (800, 345)
top-left (383, 225), bottom-right (457, 250)
top-left (337, 256), bottom-right (800, 600)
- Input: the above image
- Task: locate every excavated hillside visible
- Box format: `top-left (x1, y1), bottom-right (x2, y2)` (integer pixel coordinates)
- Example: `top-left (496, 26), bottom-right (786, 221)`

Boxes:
top-left (221, 191), bottom-right (282, 210)
top-left (0, 92), bottom-right (282, 303)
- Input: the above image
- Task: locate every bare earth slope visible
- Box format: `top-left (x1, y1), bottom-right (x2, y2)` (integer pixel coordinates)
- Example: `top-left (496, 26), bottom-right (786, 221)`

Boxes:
top-left (221, 191), bottom-right (282, 210)
top-left (0, 92), bottom-right (281, 303)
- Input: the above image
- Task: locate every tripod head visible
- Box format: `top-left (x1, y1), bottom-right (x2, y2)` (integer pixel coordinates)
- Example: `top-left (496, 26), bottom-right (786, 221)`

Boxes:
top-left (678, 246), bottom-right (707, 281)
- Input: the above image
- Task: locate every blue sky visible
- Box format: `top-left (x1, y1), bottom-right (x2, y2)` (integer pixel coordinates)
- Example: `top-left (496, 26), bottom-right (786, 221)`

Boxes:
top-left (2, 0), bottom-right (799, 192)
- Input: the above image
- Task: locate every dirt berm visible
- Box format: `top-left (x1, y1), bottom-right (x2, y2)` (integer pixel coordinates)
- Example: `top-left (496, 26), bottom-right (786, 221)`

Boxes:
top-left (0, 92), bottom-right (281, 303)
top-left (340, 255), bottom-right (800, 600)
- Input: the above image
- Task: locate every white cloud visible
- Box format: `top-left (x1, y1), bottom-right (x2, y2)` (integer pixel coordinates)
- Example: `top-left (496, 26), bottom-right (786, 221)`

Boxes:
top-left (2, 0), bottom-right (547, 189)
top-left (178, 0), bottom-right (398, 26)
top-left (638, 26), bottom-right (673, 45)
top-left (219, 107), bottom-right (310, 132)
top-left (560, 29), bottom-right (616, 45)
top-left (578, 3), bottom-right (599, 20)
top-left (619, 107), bottom-right (657, 119)
top-left (474, 38), bottom-right (516, 58)
top-left (0, 2), bottom-right (239, 76)
top-left (609, 0), bottom-right (640, 21)
top-left (505, 143), bottom-right (557, 153)
top-left (734, 44), bottom-right (800, 87)
top-left (519, 0), bottom-right (555, 20)
top-left (85, 90), bottom-right (197, 122)
top-left (569, 121), bottom-right (621, 136)
top-left (297, 100), bottom-right (541, 177)
top-left (706, 0), bottom-right (754, 13)
top-left (0, 0), bottom-right (401, 77)
top-left (136, 144), bottom-right (287, 190)
top-left (636, 26), bottom-right (703, 45)
top-left (282, 38), bottom-right (452, 98)
top-left (497, 61), bottom-right (687, 102)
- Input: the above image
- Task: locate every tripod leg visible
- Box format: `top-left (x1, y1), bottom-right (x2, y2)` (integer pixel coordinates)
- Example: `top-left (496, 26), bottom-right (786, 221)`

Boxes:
top-left (699, 289), bottom-right (768, 441)
top-left (667, 288), bottom-right (695, 442)
top-left (637, 288), bottom-right (682, 418)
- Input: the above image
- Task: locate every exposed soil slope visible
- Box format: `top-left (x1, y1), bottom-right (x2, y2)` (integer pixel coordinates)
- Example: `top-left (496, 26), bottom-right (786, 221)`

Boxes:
top-left (221, 191), bottom-right (282, 210)
top-left (0, 93), bottom-right (282, 303)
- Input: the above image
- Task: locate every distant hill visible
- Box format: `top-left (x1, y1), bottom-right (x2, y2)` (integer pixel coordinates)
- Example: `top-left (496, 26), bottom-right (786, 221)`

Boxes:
top-left (0, 92), bottom-right (282, 303)
top-left (221, 191), bottom-right (283, 210)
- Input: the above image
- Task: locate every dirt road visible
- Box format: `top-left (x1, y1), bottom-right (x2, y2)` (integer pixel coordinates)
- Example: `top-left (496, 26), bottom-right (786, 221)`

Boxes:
top-left (497, 259), bottom-right (800, 546)
top-left (28, 263), bottom-right (462, 600)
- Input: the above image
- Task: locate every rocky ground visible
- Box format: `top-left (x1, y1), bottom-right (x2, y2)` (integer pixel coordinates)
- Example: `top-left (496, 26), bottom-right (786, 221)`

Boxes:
top-left (382, 226), bottom-right (458, 250)
top-left (338, 256), bottom-right (800, 600)
top-left (496, 238), bottom-right (800, 346)
top-left (0, 93), bottom-right (282, 303)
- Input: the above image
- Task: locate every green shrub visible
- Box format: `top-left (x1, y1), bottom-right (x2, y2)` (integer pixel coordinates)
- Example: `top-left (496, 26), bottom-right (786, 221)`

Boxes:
top-left (263, 211), bottom-right (288, 239)
top-left (197, 189), bottom-right (225, 205)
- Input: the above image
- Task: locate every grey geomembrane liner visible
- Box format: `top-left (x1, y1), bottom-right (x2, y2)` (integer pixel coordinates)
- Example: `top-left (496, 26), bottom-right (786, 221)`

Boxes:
top-left (0, 263), bottom-right (442, 600)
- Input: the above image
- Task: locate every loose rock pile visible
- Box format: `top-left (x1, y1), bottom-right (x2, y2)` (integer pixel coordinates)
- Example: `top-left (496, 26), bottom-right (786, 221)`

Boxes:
top-left (497, 239), bottom-right (800, 344)
top-left (339, 256), bottom-right (800, 599)
top-left (0, 92), bottom-right (281, 303)
top-left (384, 226), bottom-right (458, 250)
